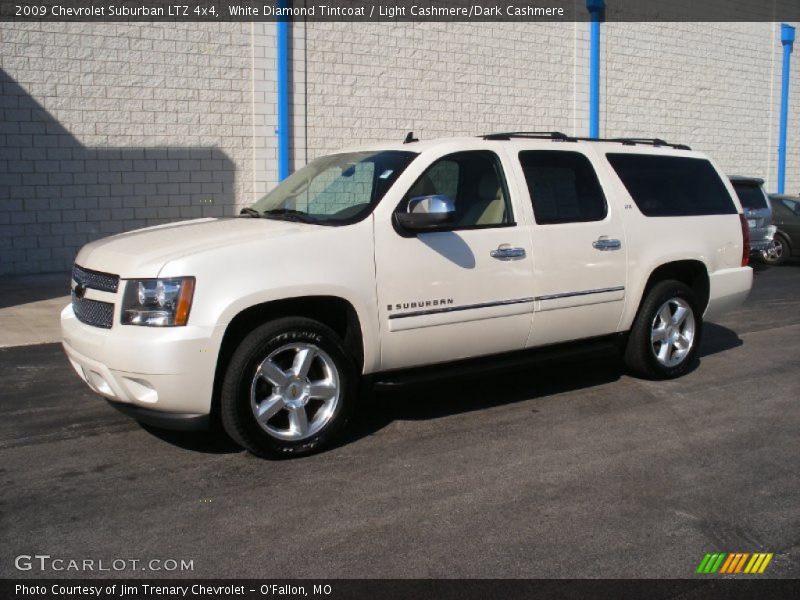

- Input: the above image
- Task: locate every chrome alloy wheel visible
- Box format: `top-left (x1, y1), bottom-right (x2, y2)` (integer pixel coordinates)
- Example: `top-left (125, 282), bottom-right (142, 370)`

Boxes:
top-left (763, 238), bottom-right (784, 261)
top-left (249, 343), bottom-right (340, 441)
top-left (650, 297), bottom-right (696, 368)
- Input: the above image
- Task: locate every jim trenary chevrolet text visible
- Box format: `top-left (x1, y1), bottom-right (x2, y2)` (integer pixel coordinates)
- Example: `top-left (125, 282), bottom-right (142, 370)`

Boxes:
top-left (61, 132), bottom-right (753, 458)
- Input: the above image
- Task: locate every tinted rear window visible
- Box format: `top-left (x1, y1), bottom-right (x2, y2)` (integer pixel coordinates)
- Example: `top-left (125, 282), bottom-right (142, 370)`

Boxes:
top-left (732, 182), bottom-right (768, 210)
top-left (519, 151), bottom-right (607, 224)
top-left (606, 154), bottom-right (737, 217)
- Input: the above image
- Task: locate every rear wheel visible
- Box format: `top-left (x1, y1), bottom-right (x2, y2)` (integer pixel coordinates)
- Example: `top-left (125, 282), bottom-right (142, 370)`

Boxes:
top-left (220, 317), bottom-right (357, 458)
top-left (761, 235), bottom-right (788, 265)
top-left (624, 280), bottom-right (702, 379)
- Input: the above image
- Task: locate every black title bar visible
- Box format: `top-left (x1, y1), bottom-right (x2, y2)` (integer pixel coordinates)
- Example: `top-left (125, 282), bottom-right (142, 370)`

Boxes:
top-left (3, 579), bottom-right (800, 600)
top-left (2, 0), bottom-right (800, 22)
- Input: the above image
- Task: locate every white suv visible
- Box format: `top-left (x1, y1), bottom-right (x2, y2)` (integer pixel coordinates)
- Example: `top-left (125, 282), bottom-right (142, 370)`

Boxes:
top-left (62, 132), bottom-right (753, 458)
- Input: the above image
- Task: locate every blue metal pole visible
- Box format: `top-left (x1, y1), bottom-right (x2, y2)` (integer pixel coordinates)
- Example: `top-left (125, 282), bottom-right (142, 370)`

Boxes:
top-left (778, 23), bottom-right (795, 194)
top-left (276, 0), bottom-right (290, 181)
top-left (587, 0), bottom-right (605, 139)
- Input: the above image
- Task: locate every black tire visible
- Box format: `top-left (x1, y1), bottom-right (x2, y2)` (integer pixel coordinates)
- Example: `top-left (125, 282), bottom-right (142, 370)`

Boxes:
top-left (624, 280), bottom-right (702, 380)
top-left (760, 235), bottom-right (789, 266)
top-left (220, 317), bottom-right (357, 458)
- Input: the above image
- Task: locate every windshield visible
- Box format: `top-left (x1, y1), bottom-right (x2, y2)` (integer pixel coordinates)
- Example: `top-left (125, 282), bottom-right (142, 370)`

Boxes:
top-left (732, 182), bottom-right (768, 210)
top-left (247, 150), bottom-right (417, 224)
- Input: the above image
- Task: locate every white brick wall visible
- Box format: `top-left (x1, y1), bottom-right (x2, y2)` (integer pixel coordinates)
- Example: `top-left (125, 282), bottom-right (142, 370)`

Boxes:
top-left (1, 20), bottom-right (798, 274)
top-left (0, 22), bottom-right (254, 274)
top-left (604, 22), bottom-right (785, 189)
top-left (251, 19), bottom-right (307, 198)
top-left (302, 22), bottom-right (580, 157)
top-left (252, 22), bottom-right (278, 198)
top-left (301, 21), bottom-right (799, 192)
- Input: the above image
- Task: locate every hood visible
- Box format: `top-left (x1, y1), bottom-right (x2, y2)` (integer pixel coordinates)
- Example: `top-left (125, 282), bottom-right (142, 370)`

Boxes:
top-left (75, 217), bottom-right (312, 277)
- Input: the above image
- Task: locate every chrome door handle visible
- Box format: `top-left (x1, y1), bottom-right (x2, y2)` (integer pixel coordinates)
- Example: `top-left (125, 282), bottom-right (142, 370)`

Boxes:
top-left (592, 238), bottom-right (622, 251)
top-left (490, 245), bottom-right (526, 260)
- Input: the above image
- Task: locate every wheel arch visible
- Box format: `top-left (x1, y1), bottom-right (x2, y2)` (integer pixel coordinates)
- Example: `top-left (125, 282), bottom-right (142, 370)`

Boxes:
top-left (637, 259), bottom-right (711, 318)
top-left (776, 229), bottom-right (793, 253)
top-left (211, 296), bottom-right (365, 420)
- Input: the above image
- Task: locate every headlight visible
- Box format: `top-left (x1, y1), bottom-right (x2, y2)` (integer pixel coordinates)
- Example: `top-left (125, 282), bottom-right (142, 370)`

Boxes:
top-left (121, 277), bottom-right (195, 326)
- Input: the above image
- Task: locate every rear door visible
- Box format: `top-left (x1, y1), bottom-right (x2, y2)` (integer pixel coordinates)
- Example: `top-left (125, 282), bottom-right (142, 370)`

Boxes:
top-left (511, 148), bottom-right (628, 347)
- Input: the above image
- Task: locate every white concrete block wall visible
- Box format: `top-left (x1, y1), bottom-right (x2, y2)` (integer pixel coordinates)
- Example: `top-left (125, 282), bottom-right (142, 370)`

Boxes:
top-left (604, 22), bottom-right (786, 189)
top-left (302, 21), bottom-right (798, 192)
top-left (0, 22), bottom-right (254, 274)
top-left (252, 22), bottom-right (278, 198)
top-left (302, 22), bottom-right (581, 157)
top-left (252, 19), bottom-right (308, 198)
top-left (1, 19), bottom-right (799, 274)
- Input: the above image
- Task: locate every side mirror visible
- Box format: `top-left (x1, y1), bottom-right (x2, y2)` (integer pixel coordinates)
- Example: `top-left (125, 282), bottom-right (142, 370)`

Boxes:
top-left (395, 195), bottom-right (456, 232)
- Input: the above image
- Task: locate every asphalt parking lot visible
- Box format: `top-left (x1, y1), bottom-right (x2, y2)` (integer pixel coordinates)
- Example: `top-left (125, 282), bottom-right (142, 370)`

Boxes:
top-left (1, 264), bottom-right (798, 579)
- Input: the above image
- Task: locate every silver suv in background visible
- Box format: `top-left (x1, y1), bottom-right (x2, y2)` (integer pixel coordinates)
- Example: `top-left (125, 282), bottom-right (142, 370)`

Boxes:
top-left (729, 176), bottom-right (775, 255)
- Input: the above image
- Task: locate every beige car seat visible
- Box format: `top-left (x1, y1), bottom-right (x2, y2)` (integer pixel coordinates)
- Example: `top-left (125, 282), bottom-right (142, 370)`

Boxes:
top-left (462, 171), bottom-right (506, 225)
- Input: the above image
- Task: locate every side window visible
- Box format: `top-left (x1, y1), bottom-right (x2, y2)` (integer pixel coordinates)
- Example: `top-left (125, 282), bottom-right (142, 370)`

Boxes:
top-left (402, 151), bottom-right (512, 228)
top-left (606, 154), bottom-right (737, 217)
top-left (772, 199), bottom-right (792, 217)
top-left (519, 151), bottom-right (607, 225)
top-left (421, 160), bottom-right (459, 200)
top-left (779, 198), bottom-right (800, 216)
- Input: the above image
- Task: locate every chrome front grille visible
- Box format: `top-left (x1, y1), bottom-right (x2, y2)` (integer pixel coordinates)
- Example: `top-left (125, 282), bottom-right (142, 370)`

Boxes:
top-left (72, 293), bottom-right (114, 329)
top-left (71, 264), bottom-right (118, 328)
top-left (72, 264), bottom-right (119, 293)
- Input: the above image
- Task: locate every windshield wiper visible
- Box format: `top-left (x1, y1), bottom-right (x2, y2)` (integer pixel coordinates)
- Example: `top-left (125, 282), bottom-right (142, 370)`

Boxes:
top-left (239, 207), bottom-right (262, 218)
top-left (261, 208), bottom-right (318, 223)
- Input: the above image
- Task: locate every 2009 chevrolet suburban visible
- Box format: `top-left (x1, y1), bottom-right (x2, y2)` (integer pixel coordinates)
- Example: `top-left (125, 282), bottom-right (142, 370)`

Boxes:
top-left (62, 132), bottom-right (753, 458)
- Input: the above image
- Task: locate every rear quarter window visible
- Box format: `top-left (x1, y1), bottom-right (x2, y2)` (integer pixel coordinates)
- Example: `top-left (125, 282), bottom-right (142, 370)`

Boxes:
top-left (606, 154), bottom-right (737, 217)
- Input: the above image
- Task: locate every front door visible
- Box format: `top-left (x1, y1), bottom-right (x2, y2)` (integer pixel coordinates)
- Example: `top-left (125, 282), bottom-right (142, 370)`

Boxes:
top-left (374, 149), bottom-right (536, 371)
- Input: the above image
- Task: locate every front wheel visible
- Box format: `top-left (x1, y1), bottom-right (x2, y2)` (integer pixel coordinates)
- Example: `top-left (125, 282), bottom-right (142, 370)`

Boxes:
top-left (624, 280), bottom-right (702, 379)
top-left (220, 317), bottom-right (357, 458)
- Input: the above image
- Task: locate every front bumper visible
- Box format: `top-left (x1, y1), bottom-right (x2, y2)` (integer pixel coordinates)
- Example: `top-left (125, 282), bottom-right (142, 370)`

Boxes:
top-left (61, 304), bottom-right (223, 422)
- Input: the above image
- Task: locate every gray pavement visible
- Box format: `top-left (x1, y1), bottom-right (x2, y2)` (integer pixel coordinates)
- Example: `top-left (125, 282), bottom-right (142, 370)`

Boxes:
top-left (0, 264), bottom-right (798, 579)
top-left (0, 273), bottom-right (70, 348)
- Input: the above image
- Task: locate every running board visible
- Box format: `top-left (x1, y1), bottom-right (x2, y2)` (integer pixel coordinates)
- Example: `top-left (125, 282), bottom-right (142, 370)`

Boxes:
top-left (372, 335), bottom-right (623, 390)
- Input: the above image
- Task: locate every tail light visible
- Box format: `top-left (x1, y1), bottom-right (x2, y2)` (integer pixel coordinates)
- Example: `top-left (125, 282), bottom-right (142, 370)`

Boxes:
top-left (739, 214), bottom-right (750, 266)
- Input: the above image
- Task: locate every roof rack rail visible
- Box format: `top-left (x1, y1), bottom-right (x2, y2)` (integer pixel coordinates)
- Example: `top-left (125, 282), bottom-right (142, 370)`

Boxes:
top-left (481, 132), bottom-right (691, 150)
top-left (606, 137), bottom-right (691, 150)
top-left (482, 131), bottom-right (570, 141)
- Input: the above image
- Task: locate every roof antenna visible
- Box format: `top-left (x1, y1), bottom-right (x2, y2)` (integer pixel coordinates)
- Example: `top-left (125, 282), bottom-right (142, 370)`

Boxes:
top-left (403, 131), bottom-right (419, 144)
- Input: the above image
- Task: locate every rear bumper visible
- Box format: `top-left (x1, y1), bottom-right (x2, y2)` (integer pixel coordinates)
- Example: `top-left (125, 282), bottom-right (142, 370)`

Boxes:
top-left (704, 266), bottom-right (753, 320)
top-left (750, 239), bottom-right (772, 251)
top-left (750, 225), bottom-right (776, 252)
